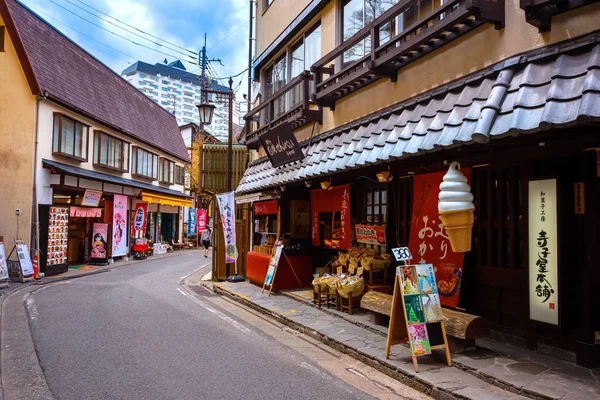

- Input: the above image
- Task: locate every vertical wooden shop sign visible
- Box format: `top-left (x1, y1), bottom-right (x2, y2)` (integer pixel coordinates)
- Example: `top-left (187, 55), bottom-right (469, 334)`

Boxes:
top-left (386, 263), bottom-right (451, 372)
top-left (574, 183), bottom-right (585, 215)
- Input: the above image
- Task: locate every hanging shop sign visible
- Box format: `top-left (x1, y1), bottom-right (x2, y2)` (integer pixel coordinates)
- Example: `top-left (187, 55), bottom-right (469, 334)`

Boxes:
top-left (574, 183), bottom-right (585, 215)
top-left (112, 195), bottom-right (128, 257)
top-left (310, 184), bottom-right (352, 250)
top-left (16, 243), bottom-right (34, 276)
top-left (254, 200), bottom-right (278, 215)
top-left (81, 189), bottom-right (102, 207)
top-left (216, 191), bottom-right (238, 263)
top-left (48, 206), bottom-right (69, 266)
top-left (69, 207), bottom-right (102, 218)
top-left (0, 243), bottom-right (8, 281)
top-left (188, 208), bottom-right (198, 236)
top-left (259, 122), bottom-right (304, 168)
top-left (528, 178), bottom-right (559, 326)
top-left (408, 169), bottom-right (471, 308)
top-left (132, 202), bottom-right (148, 238)
top-left (355, 224), bottom-right (386, 245)
top-left (91, 223), bottom-right (109, 260)
top-left (198, 209), bottom-right (207, 232)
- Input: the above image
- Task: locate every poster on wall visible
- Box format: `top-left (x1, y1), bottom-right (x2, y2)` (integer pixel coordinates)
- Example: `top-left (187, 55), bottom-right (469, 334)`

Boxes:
top-left (47, 206), bottom-right (69, 266)
top-left (216, 191), bottom-right (238, 263)
top-left (0, 243), bottom-right (8, 280)
top-left (188, 208), bottom-right (198, 236)
top-left (528, 178), bottom-right (559, 326)
top-left (112, 195), bottom-right (128, 257)
top-left (16, 243), bottom-right (34, 276)
top-left (91, 223), bottom-right (109, 260)
top-left (132, 203), bottom-right (148, 238)
top-left (81, 189), bottom-right (102, 207)
top-left (355, 224), bottom-right (386, 245)
top-left (197, 209), bottom-right (207, 232)
top-left (408, 169), bottom-right (471, 308)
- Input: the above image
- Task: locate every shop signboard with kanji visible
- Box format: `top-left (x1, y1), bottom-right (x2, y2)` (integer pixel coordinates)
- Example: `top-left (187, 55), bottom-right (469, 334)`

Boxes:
top-left (132, 203), bottom-right (147, 238)
top-left (310, 184), bottom-right (351, 250)
top-left (197, 209), bottom-right (207, 232)
top-left (112, 195), bottom-right (128, 257)
top-left (188, 208), bottom-right (198, 236)
top-left (216, 191), bottom-right (238, 263)
top-left (355, 224), bottom-right (386, 245)
top-left (528, 178), bottom-right (559, 326)
top-left (408, 169), bottom-right (471, 308)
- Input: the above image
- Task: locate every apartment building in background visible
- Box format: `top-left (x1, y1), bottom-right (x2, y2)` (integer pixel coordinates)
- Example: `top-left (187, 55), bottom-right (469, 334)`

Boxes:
top-left (121, 59), bottom-right (232, 141)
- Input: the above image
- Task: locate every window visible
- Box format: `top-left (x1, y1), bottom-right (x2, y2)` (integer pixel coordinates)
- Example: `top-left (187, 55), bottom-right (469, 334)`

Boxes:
top-left (93, 132), bottom-right (129, 171)
top-left (0, 26), bottom-right (5, 52)
top-left (131, 147), bottom-right (159, 179)
top-left (159, 158), bottom-right (174, 184)
top-left (138, 81), bottom-right (146, 85)
top-left (161, 101), bottom-right (170, 105)
top-left (175, 165), bottom-right (185, 185)
top-left (195, 89), bottom-right (201, 94)
top-left (264, 0), bottom-right (274, 9)
top-left (162, 80), bottom-right (169, 85)
top-left (139, 73), bottom-right (146, 78)
top-left (175, 84), bottom-right (182, 88)
top-left (52, 114), bottom-right (89, 161)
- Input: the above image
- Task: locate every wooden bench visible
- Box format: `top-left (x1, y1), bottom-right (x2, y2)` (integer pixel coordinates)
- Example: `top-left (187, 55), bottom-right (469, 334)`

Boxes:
top-left (360, 291), bottom-right (490, 353)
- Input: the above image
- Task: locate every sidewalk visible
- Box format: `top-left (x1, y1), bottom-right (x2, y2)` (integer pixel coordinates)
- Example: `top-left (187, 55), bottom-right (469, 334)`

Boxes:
top-left (203, 280), bottom-right (600, 400)
top-left (0, 249), bottom-right (205, 298)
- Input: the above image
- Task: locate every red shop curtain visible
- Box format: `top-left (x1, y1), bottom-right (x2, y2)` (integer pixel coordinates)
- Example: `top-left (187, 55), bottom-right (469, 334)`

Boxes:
top-left (310, 184), bottom-right (351, 250)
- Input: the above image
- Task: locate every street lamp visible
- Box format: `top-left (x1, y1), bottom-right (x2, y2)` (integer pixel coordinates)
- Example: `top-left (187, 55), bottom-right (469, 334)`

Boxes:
top-left (196, 102), bottom-right (216, 126)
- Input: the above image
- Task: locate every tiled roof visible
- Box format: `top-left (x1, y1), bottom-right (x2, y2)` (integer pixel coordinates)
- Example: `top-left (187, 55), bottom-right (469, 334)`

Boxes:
top-left (1, 0), bottom-right (189, 162)
top-left (237, 39), bottom-right (600, 194)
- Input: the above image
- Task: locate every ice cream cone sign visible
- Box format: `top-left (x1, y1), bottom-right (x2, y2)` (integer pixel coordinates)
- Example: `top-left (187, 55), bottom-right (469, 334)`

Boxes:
top-left (438, 162), bottom-right (475, 252)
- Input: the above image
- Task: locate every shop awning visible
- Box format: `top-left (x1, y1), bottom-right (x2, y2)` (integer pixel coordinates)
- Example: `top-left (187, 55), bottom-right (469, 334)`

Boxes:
top-left (237, 38), bottom-right (600, 194)
top-left (42, 159), bottom-right (192, 200)
top-left (141, 192), bottom-right (193, 208)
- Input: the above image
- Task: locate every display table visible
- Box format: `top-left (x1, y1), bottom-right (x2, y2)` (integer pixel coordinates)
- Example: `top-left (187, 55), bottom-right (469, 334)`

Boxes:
top-left (246, 251), bottom-right (313, 291)
top-left (153, 243), bottom-right (168, 255)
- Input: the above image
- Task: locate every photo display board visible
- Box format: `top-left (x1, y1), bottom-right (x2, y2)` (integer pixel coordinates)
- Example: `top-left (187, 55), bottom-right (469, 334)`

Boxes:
top-left (47, 206), bottom-right (69, 267)
top-left (262, 243), bottom-right (283, 296)
top-left (386, 263), bottom-right (451, 372)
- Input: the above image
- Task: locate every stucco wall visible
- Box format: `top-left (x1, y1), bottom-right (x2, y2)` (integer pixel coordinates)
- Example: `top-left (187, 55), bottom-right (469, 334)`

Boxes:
top-left (0, 15), bottom-right (36, 246)
top-left (254, 0), bottom-right (600, 150)
top-left (255, 0), bottom-right (312, 57)
top-left (36, 101), bottom-right (187, 206)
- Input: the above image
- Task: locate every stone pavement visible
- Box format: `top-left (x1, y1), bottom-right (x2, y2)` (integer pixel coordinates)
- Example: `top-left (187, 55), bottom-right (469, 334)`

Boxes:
top-left (206, 280), bottom-right (600, 400)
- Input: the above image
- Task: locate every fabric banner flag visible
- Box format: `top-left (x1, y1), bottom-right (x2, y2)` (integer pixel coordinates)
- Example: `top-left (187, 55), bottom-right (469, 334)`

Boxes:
top-left (188, 208), bottom-right (198, 236)
top-left (198, 209), bottom-right (207, 232)
top-left (132, 202), bottom-right (148, 238)
top-left (310, 184), bottom-right (352, 250)
top-left (408, 169), bottom-right (471, 308)
top-left (216, 191), bottom-right (238, 263)
top-left (112, 195), bottom-right (128, 257)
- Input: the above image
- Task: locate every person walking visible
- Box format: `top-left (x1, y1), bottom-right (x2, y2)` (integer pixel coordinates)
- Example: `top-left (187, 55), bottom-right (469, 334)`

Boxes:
top-left (200, 227), bottom-right (212, 258)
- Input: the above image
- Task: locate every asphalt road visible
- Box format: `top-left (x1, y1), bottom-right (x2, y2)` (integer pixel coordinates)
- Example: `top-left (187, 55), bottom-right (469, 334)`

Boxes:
top-left (27, 253), bottom-right (375, 400)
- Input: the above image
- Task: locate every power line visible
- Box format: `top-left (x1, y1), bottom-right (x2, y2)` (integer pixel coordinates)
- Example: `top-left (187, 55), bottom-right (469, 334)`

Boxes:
top-left (47, 0), bottom-right (199, 64)
top-left (208, 20), bottom-right (249, 51)
top-left (70, 0), bottom-right (197, 56)
top-left (55, 0), bottom-right (198, 60)
top-left (27, 4), bottom-right (135, 64)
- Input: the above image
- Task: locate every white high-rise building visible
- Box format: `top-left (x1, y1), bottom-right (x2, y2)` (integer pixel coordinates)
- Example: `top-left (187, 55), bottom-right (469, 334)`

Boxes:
top-left (121, 59), bottom-right (230, 141)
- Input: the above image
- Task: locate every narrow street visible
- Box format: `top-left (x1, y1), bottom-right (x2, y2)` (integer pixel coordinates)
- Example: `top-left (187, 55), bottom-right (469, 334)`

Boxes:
top-left (23, 253), bottom-right (414, 400)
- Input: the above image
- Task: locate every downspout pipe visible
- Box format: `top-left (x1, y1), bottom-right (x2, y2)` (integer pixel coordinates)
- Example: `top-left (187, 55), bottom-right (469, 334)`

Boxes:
top-left (31, 93), bottom-right (44, 275)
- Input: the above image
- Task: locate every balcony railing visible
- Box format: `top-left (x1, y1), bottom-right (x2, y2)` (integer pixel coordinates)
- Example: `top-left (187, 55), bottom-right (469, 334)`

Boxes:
top-left (311, 0), bottom-right (504, 109)
top-left (244, 71), bottom-right (322, 148)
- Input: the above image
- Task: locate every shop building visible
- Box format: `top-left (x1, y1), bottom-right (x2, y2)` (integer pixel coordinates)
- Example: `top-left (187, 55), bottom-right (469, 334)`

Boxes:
top-left (0, 0), bottom-right (191, 274)
top-left (240, 0), bottom-right (600, 367)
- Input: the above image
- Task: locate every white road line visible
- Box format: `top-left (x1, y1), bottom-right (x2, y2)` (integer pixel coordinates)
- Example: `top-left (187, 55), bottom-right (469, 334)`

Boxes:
top-left (25, 296), bottom-right (38, 320)
top-left (176, 287), bottom-right (252, 334)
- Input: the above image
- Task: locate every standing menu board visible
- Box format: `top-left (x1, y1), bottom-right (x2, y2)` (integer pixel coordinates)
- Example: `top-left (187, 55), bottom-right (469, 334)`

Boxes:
top-left (47, 206), bottom-right (69, 267)
top-left (386, 263), bottom-right (451, 372)
top-left (262, 243), bottom-right (283, 296)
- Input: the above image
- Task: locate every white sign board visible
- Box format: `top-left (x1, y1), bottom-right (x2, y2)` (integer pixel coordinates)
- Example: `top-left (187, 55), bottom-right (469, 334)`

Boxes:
top-left (528, 179), bottom-right (559, 326)
top-left (16, 243), bottom-right (34, 276)
top-left (392, 247), bottom-right (412, 262)
top-left (0, 243), bottom-right (8, 280)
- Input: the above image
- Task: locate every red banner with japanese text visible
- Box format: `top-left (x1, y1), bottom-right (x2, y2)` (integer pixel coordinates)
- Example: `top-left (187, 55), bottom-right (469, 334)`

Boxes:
top-left (408, 169), bottom-right (471, 308)
top-left (310, 184), bottom-right (351, 250)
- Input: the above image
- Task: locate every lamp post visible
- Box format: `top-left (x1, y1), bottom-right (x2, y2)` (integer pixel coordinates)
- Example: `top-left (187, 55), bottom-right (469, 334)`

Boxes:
top-left (197, 78), bottom-right (243, 282)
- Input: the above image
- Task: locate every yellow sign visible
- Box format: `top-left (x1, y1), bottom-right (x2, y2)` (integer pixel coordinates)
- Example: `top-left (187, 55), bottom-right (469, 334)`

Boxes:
top-left (574, 183), bottom-right (585, 214)
top-left (336, 266), bottom-right (343, 275)
top-left (357, 266), bottom-right (364, 276)
top-left (348, 264), bottom-right (356, 274)
top-left (141, 192), bottom-right (192, 207)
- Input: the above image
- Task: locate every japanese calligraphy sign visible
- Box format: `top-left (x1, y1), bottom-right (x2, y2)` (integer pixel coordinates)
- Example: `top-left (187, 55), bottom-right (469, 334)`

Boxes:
top-left (216, 191), bottom-right (238, 263)
top-left (528, 179), bottom-right (559, 326)
top-left (188, 208), bottom-right (198, 236)
top-left (259, 122), bottom-right (304, 168)
top-left (198, 209), bottom-right (207, 232)
top-left (355, 224), bottom-right (386, 245)
top-left (408, 169), bottom-right (471, 308)
top-left (254, 200), bottom-right (278, 215)
top-left (574, 183), bottom-right (585, 215)
top-left (310, 184), bottom-right (352, 250)
top-left (132, 203), bottom-right (147, 238)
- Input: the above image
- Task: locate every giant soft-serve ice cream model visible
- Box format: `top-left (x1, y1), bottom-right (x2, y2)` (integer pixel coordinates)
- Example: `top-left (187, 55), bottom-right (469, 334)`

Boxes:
top-left (438, 162), bottom-right (474, 252)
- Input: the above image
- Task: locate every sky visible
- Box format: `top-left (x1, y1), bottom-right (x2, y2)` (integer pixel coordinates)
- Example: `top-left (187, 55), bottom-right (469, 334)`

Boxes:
top-left (20, 0), bottom-right (251, 99)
